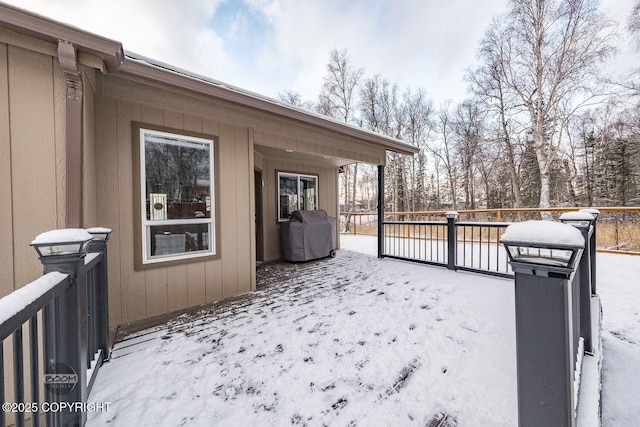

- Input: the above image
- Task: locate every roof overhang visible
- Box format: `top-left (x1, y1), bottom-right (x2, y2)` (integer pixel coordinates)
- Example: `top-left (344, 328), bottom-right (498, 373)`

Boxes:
top-left (0, 2), bottom-right (124, 71)
top-left (0, 2), bottom-right (419, 157)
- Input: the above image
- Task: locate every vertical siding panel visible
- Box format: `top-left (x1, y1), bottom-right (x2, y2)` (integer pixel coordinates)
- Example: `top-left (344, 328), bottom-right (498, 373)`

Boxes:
top-left (248, 128), bottom-right (256, 291)
top-left (264, 158), bottom-right (278, 260)
top-left (186, 264), bottom-right (205, 307)
top-left (203, 118), bottom-right (222, 303)
top-left (8, 47), bottom-right (57, 287)
top-left (52, 61), bottom-right (66, 228)
top-left (141, 106), bottom-right (167, 317)
top-left (141, 105), bottom-right (164, 126)
top-left (184, 115), bottom-right (206, 307)
top-left (116, 100), bottom-right (145, 323)
top-left (0, 40), bottom-right (17, 413)
top-left (163, 110), bottom-right (184, 129)
top-left (95, 93), bottom-right (122, 325)
top-left (183, 114), bottom-right (202, 133)
top-left (166, 267), bottom-right (188, 312)
top-left (219, 122), bottom-right (238, 298)
top-left (235, 126), bottom-right (252, 294)
top-left (82, 68), bottom-right (98, 227)
top-left (0, 43), bottom-right (14, 297)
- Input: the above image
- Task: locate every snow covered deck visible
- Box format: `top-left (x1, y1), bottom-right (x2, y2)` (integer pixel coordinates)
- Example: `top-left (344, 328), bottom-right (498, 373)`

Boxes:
top-left (86, 235), bottom-right (639, 426)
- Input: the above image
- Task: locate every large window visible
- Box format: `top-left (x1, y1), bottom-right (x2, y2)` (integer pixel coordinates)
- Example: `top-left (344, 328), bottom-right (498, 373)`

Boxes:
top-left (278, 172), bottom-right (318, 222)
top-left (137, 126), bottom-right (216, 265)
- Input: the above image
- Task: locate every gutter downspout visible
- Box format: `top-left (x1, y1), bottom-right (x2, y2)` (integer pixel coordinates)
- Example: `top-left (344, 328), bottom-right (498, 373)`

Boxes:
top-left (58, 40), bottom-right (83, 228)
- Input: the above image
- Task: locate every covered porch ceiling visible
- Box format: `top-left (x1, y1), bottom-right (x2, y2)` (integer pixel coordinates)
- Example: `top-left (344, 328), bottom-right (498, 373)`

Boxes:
top-left (254, 144), bottom-right (367, 168)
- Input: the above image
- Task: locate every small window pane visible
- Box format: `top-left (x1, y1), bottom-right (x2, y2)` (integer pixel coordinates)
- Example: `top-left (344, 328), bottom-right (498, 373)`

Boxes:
top-left (148, 223), bottom-right (211, 257)
top-left (300, 176), bottom-right (317, 210)
top-left (278, 172), bottom-right (318, 221)
top-left (144, 134), bottom-right (211, 220)
top-left (279, 175), bottom-right (298, 221)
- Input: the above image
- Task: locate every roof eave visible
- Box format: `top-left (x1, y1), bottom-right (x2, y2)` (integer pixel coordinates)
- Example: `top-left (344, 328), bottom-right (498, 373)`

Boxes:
top-left (0, 2), bottom-right (124, 71)
top-left (118, 58), bottom-right (419, 156)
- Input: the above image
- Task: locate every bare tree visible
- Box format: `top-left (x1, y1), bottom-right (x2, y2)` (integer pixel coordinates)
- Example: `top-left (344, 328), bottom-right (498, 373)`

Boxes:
top-left (468, 26), bottom-right (524, 207)
top-left (319, 48), bottom-right (364, 229)
top-left (630, 0), bottom-right (640, 48)
top-left (401, 88), bottom-right (434, 211)
top-left (478, 0), bottom-right (616, 214)
top-left (429, 103), bottom-right (459, 209)
top-left (453, 99), bottom-right (485, 209)
top-left (318, 48), bottom-right (364, 124)
top-left (359, 76), bottom-right (408, 214)
top-left (277, 90), bottom-right (315, 110)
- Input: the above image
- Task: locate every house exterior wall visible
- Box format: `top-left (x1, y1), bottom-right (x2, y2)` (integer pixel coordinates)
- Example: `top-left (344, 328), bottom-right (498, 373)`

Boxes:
top-left (95, 74), bottom-right (386, 325)
top-left (0, 39), bottom-right (67, 299)
top-left (0, 28), bottom-right (388, 326)
top-left (95, 75), bottom-right (255, 325)
top-left (258, 155), bottom-right (340, 262)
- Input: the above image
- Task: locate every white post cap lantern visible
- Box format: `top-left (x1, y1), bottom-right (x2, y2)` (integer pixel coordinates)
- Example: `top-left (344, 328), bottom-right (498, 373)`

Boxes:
top-left (445, 211), bottom-right (459, 219)
top-left (501, 220), bottom-right (585, 270)
top-left (31, 228), bottom-right (93, 258)
top-left (86, 227), bottom-right (113, 242)
top-left (559, 211), bottom-right (595, 229)
top-left (578, 208), bottom-right (600, 220)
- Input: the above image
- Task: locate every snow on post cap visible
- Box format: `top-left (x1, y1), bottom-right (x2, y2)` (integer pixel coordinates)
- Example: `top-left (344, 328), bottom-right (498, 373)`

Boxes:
top-left (501, 220), bottom-right (584, 247)
top-left (86, 227), bottom-right (113, 234)
top-left (31, 228), bottom-right (93, 245)
top-left (559, 211), bottom-right (595, 221)
top-left (579, 208), bottom-right (600, 217)
top-left (445, 211), bottom-right (459, 217)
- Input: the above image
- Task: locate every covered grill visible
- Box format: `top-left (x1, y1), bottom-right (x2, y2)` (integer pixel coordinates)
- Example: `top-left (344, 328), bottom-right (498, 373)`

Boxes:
top-left (281, 209), bottom-right (336, 262)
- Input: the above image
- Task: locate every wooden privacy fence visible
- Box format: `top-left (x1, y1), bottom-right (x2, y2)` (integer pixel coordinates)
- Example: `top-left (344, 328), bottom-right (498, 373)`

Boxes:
top-left (0, 228), bottom-right (111, 427)
top-left (340, 207), bottom-right (640, 255)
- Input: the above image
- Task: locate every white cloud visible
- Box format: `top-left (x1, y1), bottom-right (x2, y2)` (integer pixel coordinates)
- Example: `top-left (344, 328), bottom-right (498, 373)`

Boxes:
top-left (4, 0), bottom-right (638, 107)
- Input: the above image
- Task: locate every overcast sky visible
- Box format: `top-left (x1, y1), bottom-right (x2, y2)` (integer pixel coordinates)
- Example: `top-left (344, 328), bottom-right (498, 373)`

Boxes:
top-left (6, 0), bottom-right (639, 107)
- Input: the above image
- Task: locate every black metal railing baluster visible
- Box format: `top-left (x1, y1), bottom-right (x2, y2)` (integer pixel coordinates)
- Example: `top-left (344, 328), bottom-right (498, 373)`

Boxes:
top-left (29, 316), bottom-right (40, 427)
top-left (12, 328), bottom-right (25, 427)
top-left (1, 344), bottom-right (5, 427)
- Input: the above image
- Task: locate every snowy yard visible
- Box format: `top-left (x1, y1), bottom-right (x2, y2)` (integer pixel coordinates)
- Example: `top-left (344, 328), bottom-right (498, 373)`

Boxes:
top-left (87, 235), bottom-right (639, 426)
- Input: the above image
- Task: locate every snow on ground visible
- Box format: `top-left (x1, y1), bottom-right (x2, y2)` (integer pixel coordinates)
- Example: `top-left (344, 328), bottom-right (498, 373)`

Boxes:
top-left (87, 234), bottom-right (639, 426)
top-left (597, 253), bottom-right (640, 426)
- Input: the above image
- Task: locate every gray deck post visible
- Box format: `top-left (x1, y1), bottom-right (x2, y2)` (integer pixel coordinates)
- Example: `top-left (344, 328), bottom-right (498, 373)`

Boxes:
top-left (579, 209), bottom-right (599, 295)
top-left (87, 228), bottom-right (112, 362)
top-left (502, 222), bottom-right (584, 427)
top-left (377, 165), bottom-right (384, 258)
top-left (446, 212), bottom-right (458, 270)
top-left (589, 224), bottom-right (597, 294)
top-left (32, 230), bottom-right (93, 427)
top-left (561, 221), bottom-right (594, 354)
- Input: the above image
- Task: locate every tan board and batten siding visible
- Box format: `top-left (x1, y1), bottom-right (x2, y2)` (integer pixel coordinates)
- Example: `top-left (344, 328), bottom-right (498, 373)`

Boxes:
top-left (0, 20), bottom-right (394, 327)
top-left (94, 74), bottom-right (386, 325)
top-left (0, 38), bottom-right (68, 300)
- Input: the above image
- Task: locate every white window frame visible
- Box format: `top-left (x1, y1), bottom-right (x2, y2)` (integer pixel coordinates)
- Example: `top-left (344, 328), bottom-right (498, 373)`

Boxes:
top-left (139, 128), bottom-right (216, 264)
top-left (277, 172), bottom-right (318, 222)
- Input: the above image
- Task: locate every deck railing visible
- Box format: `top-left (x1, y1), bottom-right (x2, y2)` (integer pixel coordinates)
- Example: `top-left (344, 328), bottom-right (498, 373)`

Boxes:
top-left (379, 214), bottom-right (513, 278)
top-left (0, 228), bottom-right (111, 427)
top-left (341, 207), bottom-right (640, 255)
